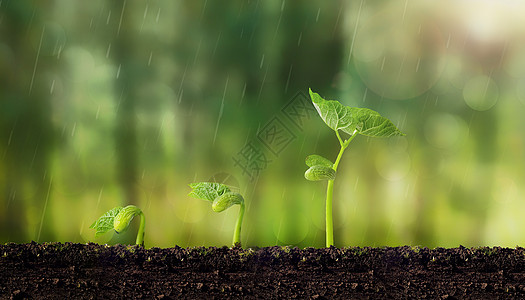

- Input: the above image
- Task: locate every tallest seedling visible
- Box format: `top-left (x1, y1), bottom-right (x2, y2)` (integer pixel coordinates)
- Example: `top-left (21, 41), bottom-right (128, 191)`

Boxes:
top-left (305, 89), bottom-right (405, 247)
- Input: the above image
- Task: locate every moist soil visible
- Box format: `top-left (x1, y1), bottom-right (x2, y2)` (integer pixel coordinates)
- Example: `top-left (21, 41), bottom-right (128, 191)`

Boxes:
top-left (1, 242), bottom-right (525, 299)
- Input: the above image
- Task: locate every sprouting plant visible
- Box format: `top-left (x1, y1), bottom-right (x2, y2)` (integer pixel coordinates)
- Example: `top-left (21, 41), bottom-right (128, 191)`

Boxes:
top-left (188, 182), bottom-right (245, 247)
top-left (90, 205), bottom-right (146, 246)
top-left (306, 89), bottom-right (405, 247)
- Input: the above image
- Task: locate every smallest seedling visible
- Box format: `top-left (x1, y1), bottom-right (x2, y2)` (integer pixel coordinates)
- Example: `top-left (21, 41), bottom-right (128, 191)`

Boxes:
top-left (90, 205), bottom-right (146, 246)
top-left (188, 182), bottom-right (245, 247)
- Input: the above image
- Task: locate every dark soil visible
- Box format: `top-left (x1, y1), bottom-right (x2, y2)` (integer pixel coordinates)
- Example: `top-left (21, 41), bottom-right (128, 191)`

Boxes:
top-left (1, 242), bottom-right (525, 299)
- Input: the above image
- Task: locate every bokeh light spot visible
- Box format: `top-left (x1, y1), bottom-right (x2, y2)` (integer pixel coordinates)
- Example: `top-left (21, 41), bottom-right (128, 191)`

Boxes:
top-left (273, 213), bottom-right (309, 245)
top-left (424, 113), bottom-right (468, 149)
top-left (375, 151), bottom-right (411, 181)
top-left (462, 75), bottom-right (499, 111)
top-left (352, 4), bottom-right (446, 100)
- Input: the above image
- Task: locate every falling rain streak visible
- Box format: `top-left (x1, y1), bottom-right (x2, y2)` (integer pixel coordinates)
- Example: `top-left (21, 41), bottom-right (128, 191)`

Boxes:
top-left (213, 76), bottom-right (229, 146)
top-left (29, 25), bottom-right (45, 95)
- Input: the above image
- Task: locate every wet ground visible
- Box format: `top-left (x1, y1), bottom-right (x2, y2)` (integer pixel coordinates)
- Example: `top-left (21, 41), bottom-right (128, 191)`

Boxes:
top-left (1, 242), bottom-right (525, 299)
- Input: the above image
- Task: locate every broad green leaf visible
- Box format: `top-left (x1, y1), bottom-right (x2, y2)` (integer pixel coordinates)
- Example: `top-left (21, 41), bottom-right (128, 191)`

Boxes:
top-left (188, 182), bottom-right (231, 202)
top-left (305, 165), bottom-right (336, 181)
top-left (305, 154), bottom-right (333, 168)
top-left (90, 206), bottom-right (123, 237)
top-left (309, 89), bottom-right (356, 134)
top-left (351, 107), bottom-right (405, 137)
top-left (309, 88), bottom-right (405, 137)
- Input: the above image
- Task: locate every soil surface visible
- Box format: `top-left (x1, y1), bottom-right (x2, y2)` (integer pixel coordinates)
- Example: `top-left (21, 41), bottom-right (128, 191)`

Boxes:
top-left (1, 242), bottom-right (525, 299)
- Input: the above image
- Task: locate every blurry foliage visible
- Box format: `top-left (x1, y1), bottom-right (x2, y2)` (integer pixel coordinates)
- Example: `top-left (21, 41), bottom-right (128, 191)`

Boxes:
top-left (1, 0), bottom-right (525, 248)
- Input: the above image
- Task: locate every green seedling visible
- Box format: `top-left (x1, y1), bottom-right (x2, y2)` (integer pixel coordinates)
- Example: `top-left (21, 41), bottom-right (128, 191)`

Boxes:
top-left (188, 182), bottom-right (245, 247)
top-left (90, 205), bottom-right (146, 246)
top-left (306, 89), bottom-right (405, 247)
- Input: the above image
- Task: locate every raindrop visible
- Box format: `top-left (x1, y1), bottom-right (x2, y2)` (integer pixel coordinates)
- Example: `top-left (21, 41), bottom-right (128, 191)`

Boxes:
top-left (213, 77), bottom-right (229, 145)
top-left (316, 8), bottom-right (321, 22)
top-left (257, 66), bottom-right (269, 104)
top-left (156, 7), bottom-right (160, 23)
top-left (117, 0), bottom-right (127, 36)
top-left (37, 177), bottom-right (53, 242)
top-left (56, 45), bottom-right (63, 59)
top-left (212, 32), bottom-right (221, 57)
top-left (260, 54), bottom-right (265, 69)
top-left (178, 62), bottom-right (188, 103)
top-left (273, 2), bottom-right (284, 41)
top-left (193, 38), bottom-right (202, 66)
top-left (332, 3), bottom-right (343, 37)
top-left (148, 51), bottom-right (153, 66)
top-left (30, 145), bottom-right (38, 169)
top-left (50, 80), bottom-right (55, 94)
top-left (7, 128), bottom-right (13, 146)
top-left (297, 32), bottom-right (302, 46)
top-left (404, 184), bottom-right (411, 199)
top-left (106, 43), bottom-right (111, 58)
top-left (140, 3), bottom-right (149, 32)
top-left (240, 82), bottom-right (246, 105)
top-left (71, 122), bottom-right (76, 137)
top-left (497, 41), bottom-right (508, 70)
top-left (29, 25), bottom-right (45, 96)
top-left (284, 64), bottom-right (293, 93)
top-left (503, 42), bottom-right (525, 78)
top-left (106, 10), bottom-right (111, 24)
top-left (347, 0), bottom-right (364, 66)
top-left (116, 64), bottom-right (121, 78)
top-left (401, 0), bottom-right (409, 23)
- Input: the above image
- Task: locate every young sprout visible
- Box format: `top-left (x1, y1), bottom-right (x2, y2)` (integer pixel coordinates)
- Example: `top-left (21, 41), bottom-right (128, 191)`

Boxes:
top-left (306, 89), bottom-right (405, 247)
top-left (90, 205), bottom-right (146, 246)
top-left (188, 182), bottom-right (245, 247)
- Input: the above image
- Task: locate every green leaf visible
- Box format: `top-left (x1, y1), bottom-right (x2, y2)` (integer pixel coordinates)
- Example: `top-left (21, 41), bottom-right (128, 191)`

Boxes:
top-left (351, 107), bottom-right (406, 137)
top-left (309, 88), bottom-right (405, 137)
top-left (305, 165), bottom-right (336, 181)
top-left (309, 89), bottom-right (356, 135)
top-left (306, 154), bottom-right (333, 168)
top-left (90, 206), bottom-right (123, 237)
top-left (188, 182), bottom-right (232, 202)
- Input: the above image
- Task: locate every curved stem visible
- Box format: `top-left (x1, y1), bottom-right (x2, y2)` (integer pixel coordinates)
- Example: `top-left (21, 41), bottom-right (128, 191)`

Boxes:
top-left (233, 202), bottom-right (245, 247)
top-left (136, 211), bottom-right (145, 247)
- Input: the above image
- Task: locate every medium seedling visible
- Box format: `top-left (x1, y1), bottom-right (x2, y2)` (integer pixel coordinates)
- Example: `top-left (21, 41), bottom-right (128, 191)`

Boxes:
top-left (90, 205), bottom-right (146, 246)
top-left (306, 89), bottom-right (405, 247)
top-left (188, 182), bottom-right (245, 247)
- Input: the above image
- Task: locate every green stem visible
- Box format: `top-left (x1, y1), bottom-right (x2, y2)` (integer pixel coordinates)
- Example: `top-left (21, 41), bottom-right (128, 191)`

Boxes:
top-left (136, 211), bottom-right (145, 247)
top-left (325, 179), bottom-right (335, 247)
top-left (233, 201), bottom-right (245, 247)
top-left (325, 130), bottom-right (357, 247)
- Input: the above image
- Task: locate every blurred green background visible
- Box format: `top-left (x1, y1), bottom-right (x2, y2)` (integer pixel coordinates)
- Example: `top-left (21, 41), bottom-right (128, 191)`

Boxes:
top-left (1, 0), bottom-right (525, 248)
